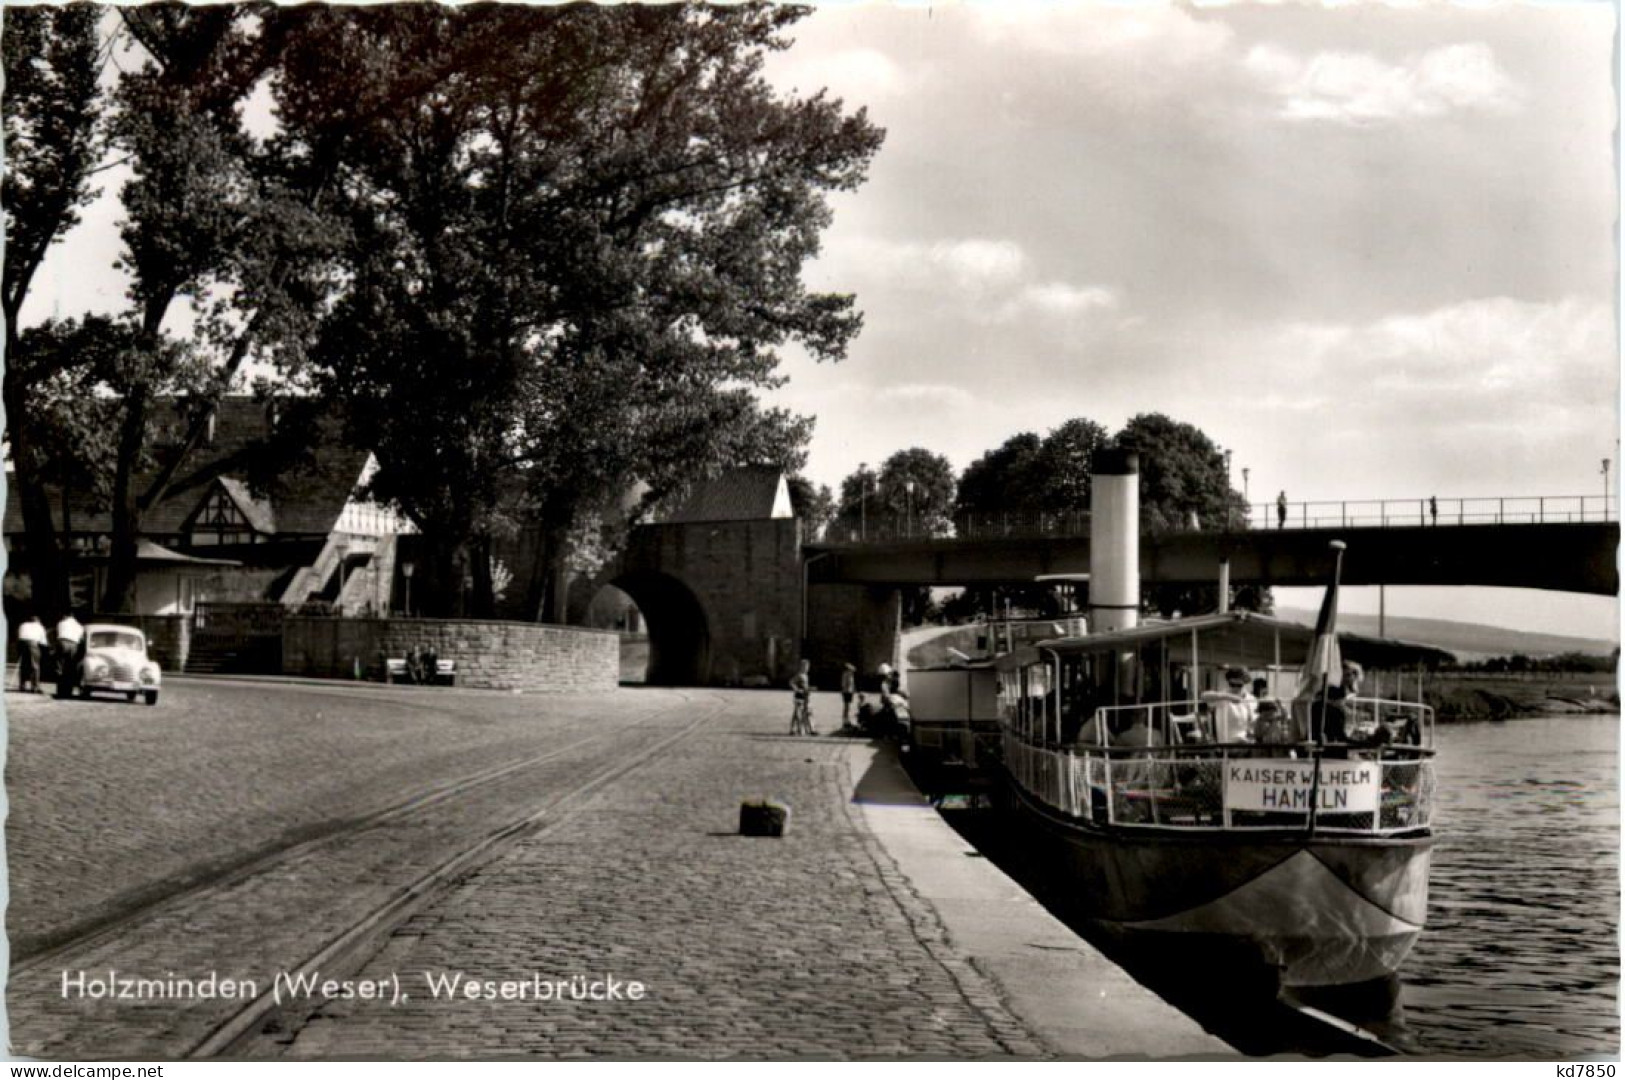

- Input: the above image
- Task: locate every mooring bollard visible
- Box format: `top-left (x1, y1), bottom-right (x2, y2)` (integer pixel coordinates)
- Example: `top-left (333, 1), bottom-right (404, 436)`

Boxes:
top-left (739, 798), bottom-right (790, 837)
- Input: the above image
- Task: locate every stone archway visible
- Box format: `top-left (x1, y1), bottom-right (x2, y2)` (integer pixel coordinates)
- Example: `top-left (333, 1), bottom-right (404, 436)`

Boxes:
top-left (601, 569), bottom-right (712, 686)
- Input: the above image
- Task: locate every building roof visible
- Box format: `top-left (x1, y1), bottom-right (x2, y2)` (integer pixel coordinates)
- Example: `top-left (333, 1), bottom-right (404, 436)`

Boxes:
top-left (660, 466), bottom-right (793, 524)
top-left (4, 397), bottom-right (372, 540)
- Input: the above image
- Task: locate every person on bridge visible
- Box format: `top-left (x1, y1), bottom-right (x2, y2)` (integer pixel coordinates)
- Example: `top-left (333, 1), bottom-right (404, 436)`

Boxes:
top-left (1276, 490), bottom-right (1288, 529)
top-left (1430, 495), bottom-right (1438, 526)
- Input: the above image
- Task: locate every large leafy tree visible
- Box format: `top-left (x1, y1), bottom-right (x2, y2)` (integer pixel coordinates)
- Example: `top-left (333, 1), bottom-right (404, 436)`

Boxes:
top-left (1111, 412), bottom-right (1260, 616)
top-left (875, 448), bottom-right (956, 539)
top-left (275, 4), bottom-right (882, 617)
top-left (95, 4), bottom-right (335, 611)
top-left (2, 6), bottom-right (107, 615)
top-left (1112, 413), bottom-right (1246, 536)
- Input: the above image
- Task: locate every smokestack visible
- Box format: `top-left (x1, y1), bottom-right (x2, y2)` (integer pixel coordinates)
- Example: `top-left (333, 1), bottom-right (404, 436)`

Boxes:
top-left (1090, 449), bottom-right (1140, 633)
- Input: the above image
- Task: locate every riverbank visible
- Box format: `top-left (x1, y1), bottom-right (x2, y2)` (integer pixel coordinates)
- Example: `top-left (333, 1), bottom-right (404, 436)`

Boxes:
top-left (1418, 673), bottom-right (1618, 721)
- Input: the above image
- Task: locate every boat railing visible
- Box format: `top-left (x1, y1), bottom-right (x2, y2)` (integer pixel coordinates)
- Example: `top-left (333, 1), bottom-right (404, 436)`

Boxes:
top-left (1002, 731), bottom-right (1435, 836)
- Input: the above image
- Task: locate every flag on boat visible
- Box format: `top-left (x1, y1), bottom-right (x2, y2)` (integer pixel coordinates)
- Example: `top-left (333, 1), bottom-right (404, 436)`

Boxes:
top-left (1293, 541), bottom-right (1348, 726)
top-left (1300, 561), bottom-right (1343, 691)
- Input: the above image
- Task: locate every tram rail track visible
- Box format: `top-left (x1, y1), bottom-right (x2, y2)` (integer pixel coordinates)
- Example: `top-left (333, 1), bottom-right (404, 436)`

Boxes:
top-left (9, 689), bottom-right (722, 1059)
top-left (193, 693), bottom-right (722, 1058)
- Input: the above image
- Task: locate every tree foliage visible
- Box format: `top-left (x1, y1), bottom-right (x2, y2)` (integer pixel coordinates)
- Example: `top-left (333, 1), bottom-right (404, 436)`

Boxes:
top-left (786, 475), bottom-right (835, 540)
top-left (2, 5), bottom-right (107, 614)
top-left (832, 450), bottom-right (955, 541)
top-left (274, 4), bottom-right (882, 616)
top-left (96, 4), bottom-right (338, 611)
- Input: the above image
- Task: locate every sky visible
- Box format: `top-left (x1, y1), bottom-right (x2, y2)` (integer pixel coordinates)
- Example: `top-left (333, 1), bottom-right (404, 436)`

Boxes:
top-left (21, 1), bottom-right (1620, 641)
top-left (750, 0), bottom-right (1620, 640)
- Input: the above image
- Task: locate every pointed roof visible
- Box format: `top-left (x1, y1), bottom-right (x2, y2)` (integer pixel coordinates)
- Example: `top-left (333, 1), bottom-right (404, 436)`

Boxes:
top-left (3, 396), bottom-right (371, 540)
top-left (660, 467), bottom-right (793, 524)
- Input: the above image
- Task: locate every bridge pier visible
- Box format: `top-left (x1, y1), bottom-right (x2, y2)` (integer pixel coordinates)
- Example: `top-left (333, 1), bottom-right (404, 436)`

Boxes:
top-left (805, 584), bottom-right (902, 691)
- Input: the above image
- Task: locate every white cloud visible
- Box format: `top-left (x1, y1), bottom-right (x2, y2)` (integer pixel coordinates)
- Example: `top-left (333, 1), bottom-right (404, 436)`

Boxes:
top-left (968, 3), bottom-right (1234, 67)
top-left (1246, 41), bottom-right (1524, 124)
top-left (931, 238), bottom-right (1029, 292)
top-left (876, 383), bottom-right (979, 410)
top-left (991, 281), bottom-right (1119, 323)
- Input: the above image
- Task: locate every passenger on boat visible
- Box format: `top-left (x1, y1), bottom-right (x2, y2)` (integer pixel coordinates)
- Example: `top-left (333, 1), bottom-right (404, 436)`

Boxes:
top-left (1310, 660), bottom-right (1361, 743)
top-left (1252, 699), bottom-right (1293, 745)
top-left (1202, 667), bottom-right (1256, 742)
top-left (1111, 712), bottom-right (1164, 748)
top-left (1075, 711), bottom-right (1108, 748)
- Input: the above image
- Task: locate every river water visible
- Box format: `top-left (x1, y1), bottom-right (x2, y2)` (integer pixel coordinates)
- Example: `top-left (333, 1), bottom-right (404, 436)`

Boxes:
top-left (1396, 715), bottom-right (1619, 1058)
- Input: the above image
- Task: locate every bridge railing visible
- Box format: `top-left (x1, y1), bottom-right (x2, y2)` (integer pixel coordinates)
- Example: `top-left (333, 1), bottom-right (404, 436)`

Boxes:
top-left (813, 495), bottom-right (1614, 545)
top-left (1248, 495), bottom-right (1615, 531)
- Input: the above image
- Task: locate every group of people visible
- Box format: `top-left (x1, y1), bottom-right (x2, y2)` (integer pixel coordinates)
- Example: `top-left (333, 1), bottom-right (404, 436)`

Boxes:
top-left (788, 659), bottom-right (905, 737)
top-left (1197, 661), bottom-right (1416, 747)
top-left (401, 643), bottom-right (441, 685)
top-left (14, 612), bottom-right (85, 698)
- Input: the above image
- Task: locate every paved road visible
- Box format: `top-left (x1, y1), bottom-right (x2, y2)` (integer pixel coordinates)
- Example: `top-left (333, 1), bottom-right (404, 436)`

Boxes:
top-left (6, 681), bottom-right (1047, 1059)
top-left (6, 680), bottom-right (686, 958)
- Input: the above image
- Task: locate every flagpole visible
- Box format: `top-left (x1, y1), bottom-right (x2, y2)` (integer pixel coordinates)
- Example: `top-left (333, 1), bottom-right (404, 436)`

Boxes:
top-left (1308, 540), bottom-right (1347, 836)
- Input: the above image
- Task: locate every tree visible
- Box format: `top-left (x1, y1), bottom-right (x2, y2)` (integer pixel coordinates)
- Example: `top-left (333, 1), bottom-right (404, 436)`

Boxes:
top-left (2, 5), bottom-right (107, 615)
top-left (954, 418), bottom-right (1106, 528)
top-left (875, 448), bottom-right (956, 539)
top-left (786, 475), bottom-right (835, 540)
top-left (275, 4), bottom-right (883, 617)
top-left (1112, 413), bottom-right (1246, 535)
top-left (1035, 417), bottom-right (1108, 511)
top-left (1111, 412), bottom-right (1262, 616)
top-left (831, 462), bottom-right (881, 541)
top-left (96, 5), bottom-right (336, 612)
top-left (955, 433), bottom-right (1044, 518)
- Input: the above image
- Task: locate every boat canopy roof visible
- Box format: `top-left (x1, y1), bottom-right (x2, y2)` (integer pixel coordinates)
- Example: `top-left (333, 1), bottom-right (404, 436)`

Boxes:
top-left (993, 610), bottom-right (1455, 670)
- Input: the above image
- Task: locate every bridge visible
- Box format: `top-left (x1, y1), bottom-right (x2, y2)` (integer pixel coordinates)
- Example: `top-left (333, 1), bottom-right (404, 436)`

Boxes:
top-left (575, 487), bottom-right (1618, 687)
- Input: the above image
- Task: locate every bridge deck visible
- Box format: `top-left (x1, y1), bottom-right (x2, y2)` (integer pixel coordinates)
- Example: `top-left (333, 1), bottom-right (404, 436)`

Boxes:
top-left (807, 522), bottom-right (1619, 595)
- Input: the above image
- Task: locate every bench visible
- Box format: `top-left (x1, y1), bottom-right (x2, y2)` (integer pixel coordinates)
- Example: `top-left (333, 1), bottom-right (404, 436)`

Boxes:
top-left (384, 658), bottom-right (457, 686)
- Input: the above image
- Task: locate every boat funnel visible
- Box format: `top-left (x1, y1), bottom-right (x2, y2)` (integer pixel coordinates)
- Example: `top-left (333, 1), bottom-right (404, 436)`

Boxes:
top-left (1090, 449), bottom-right (1140, 633)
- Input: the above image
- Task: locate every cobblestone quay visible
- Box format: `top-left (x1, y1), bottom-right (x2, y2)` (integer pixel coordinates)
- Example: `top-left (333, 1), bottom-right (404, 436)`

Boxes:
top-left (7, 681), bottom-right (1203, 1059)
top-left (248, 690), bottom-right (1045, 1059)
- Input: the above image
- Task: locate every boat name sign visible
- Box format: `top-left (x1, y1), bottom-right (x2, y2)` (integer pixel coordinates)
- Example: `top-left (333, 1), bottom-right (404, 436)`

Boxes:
top-left (1225, 761), bottom-right (1379, 814)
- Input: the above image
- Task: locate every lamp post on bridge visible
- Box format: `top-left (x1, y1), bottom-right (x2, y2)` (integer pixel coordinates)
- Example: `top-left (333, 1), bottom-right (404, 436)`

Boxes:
top-left (906, 478), bottom-right (916, 538)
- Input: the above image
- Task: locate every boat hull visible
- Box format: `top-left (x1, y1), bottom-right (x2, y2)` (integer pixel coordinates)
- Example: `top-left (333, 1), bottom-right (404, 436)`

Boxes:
top-left (1007, 777), bottom-right (1432, 988)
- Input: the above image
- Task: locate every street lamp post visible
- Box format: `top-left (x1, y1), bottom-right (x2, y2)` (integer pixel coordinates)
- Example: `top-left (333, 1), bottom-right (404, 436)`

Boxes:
top-left (402, 561), bottom-right (415, 617)
top-left (906, 479), bottom-right (916, 538)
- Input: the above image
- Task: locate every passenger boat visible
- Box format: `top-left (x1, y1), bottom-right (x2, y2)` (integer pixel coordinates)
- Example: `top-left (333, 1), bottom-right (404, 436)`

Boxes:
top-left (991, 450), bottom-right (1436, 989)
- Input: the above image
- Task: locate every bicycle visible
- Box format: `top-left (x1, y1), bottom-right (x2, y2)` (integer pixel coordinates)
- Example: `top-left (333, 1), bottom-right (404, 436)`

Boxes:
top-left (790, 694), bottom-right (814, 736)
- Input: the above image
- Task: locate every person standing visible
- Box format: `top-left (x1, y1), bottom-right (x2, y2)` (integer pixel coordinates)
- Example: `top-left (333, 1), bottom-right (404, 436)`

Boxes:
top-left (789, 659), bottom-right (814, 735)
top-left (1429, 495), bottom-right (1438, 526)
top-left (1276, 490), bottom-right (1288, 530)
top-left (1203, 667), bottom-right (1256, 743)
top-left (17, 614), bottom-right (46, 693)
top-left (839, 662), bottom-right (856, 726)
top-left (53, 611), bottom-right (84, 699)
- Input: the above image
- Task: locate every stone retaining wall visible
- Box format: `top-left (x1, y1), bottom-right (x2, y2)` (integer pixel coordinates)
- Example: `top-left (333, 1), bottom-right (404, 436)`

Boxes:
top-left (283, 617), bottom-right (618, 693)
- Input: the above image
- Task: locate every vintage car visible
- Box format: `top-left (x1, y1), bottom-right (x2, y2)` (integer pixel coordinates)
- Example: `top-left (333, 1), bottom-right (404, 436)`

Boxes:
top-left (78, 623), bottom-right (162, 705)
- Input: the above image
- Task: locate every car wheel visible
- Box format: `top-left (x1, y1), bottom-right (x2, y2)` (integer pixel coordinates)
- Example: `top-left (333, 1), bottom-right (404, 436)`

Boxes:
top-left (144, 691), bottom-right (158, 706)
top-left (126, 691), bottom-right (138, 703)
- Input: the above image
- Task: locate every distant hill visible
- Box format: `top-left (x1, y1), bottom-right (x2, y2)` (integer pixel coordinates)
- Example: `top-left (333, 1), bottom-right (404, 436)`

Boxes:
top-left (1274, 608), bottom-right (1617, 661)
